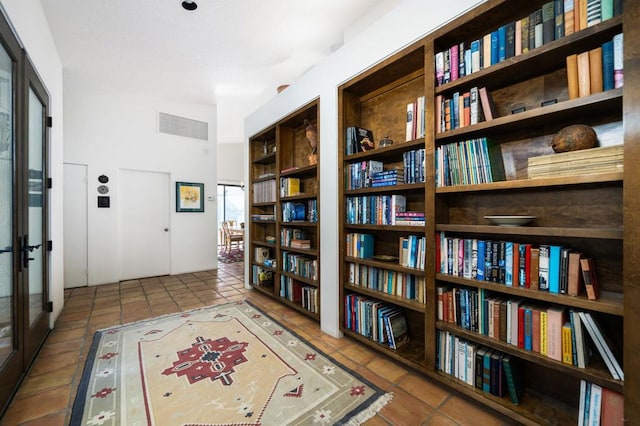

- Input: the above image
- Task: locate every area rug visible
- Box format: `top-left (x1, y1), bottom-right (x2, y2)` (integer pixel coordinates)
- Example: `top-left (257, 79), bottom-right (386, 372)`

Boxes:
top-left (217, 248), bottom-right (244, 264)
top-left (71, 300), bottom-right (392, 425)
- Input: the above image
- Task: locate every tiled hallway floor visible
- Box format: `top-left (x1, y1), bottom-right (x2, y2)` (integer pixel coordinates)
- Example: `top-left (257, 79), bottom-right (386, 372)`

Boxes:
top-left (1, 260), bottom-right (511, 425)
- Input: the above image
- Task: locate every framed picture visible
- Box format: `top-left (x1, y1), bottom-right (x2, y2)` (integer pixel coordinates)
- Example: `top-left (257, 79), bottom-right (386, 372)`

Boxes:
top-left (176, 181), bottom-right (204, 212)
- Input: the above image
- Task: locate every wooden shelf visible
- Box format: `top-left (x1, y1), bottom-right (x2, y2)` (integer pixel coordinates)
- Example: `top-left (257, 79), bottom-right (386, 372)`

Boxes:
top-left (248, 99), bottom-right (320, 321)
top-left (343, 283), bottom-right (425, 312)
top-left (344, 256), bottom-right (426, 276)
top-left (341, 328), bottom-right (426, 371)
top-left (345, 182), bottom-right (425, 195)
top-left (435, 224), bottom-right (623, 240)
top-left (344, 224), bottom-right (425, 233)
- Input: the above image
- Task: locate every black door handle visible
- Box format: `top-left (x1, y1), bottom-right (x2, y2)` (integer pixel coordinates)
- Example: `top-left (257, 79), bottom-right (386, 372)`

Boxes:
top-left (0, 246), bottom-right (11, 254)
top-left (20, 236), bottom-right (41, 269)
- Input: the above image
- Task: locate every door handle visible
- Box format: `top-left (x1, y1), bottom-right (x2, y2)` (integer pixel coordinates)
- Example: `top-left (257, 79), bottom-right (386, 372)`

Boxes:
top-left (0, 246), bottom-right (11, 254)
top-left (164, 228), bottom-right (169, 232)
top-left (20, 235), bottom-right (41, 269)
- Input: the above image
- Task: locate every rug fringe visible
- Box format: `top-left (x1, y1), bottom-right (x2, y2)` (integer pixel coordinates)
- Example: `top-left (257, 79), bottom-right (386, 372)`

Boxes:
top-left (344, 392), bottom-right (394, 426)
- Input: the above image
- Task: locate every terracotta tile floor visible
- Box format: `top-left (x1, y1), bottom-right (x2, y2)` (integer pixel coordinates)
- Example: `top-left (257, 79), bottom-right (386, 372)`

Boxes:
top-left (1, 260), bottom-right (512, 425)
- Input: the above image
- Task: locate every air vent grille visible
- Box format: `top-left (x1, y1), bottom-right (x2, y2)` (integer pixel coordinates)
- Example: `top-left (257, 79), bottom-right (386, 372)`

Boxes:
top-left (158, 112), bottom-right (208, 141)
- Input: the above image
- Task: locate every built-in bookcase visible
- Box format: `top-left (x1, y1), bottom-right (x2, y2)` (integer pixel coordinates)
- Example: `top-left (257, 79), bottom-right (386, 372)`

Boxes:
top-left (248, 99), bottom-right (320, 320)
top-left (338, 0), bottom-right (638, 423)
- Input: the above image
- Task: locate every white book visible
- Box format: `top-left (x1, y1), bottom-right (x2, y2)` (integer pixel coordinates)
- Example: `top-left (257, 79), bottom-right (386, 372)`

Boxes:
top-left (465, 342), bottom-right (475, 386)
top-left (578, 312), bottom-right (623, 380)
top-left (613, 33), bottom-right (624, 89)
top-left (572, 310), bottom-right (588, 368)
top-left (588, 382), bottom-right (602, 426)
top-left (578, 380), bottom-right (587, 426)
top-left (406, 102), bottom-right (415, 141)
top-left (470, 87), bottom-right (479, 125)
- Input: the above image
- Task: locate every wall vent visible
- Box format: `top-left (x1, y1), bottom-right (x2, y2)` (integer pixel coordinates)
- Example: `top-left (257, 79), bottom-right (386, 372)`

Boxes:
top-left (158, 112), bottom-right (208, 141)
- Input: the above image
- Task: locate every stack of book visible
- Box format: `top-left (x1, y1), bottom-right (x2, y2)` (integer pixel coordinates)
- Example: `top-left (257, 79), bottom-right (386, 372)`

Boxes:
top-left (527, 145), bottom-right (623, 178)
top-left (371, 169), bottom-right (405, 187)
top-left (290, 239), bottom-right (311, 249)
top-left (280, 177), bottom-right (301, 197)
top-left (394, 211), bottom-right (425, 226)
top-left (436, 86), bottom-right (496, 132)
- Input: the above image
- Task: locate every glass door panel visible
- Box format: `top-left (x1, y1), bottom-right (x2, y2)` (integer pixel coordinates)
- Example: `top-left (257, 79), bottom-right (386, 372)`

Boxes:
top-left (0, 39), bottom-right (13, 366)
top-left (27, 87), bottom-right (44, 326)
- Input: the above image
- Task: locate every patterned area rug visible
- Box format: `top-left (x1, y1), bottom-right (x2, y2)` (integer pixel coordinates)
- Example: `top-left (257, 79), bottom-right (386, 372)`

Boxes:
top-left (71, 300), bottom-right (392, 425)
top-left (217, 248), bottom-right (244, 263)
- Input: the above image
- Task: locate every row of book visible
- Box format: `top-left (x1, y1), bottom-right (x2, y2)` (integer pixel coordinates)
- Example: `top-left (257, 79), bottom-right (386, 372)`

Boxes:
top-left (434, 0), bottom-right (622, 86)
top-left (252, 179), bottom-right (276, 203)
top-left (251, 265), bottom-right (273, 287)
top-left (579, 380), bottom-right (624, 426)
top-left (436, 234), bottom-right (600, 299)
top-left (345, 126), bottom-right (375, 155)
top-left (281, 228), bottom-right (310, 249)
top-left (402, 149), bottom-right (426, 184)
top-left (345, 233), bottom-right (374, 259)
top-left (251, 212), bottom-right (276, 222)
top-left (280, 177), bottom-right (302, 197)
top-left (436, 87), bottom-right (495, 133)
top-left (279, 276), bottom-right (318, 313)
top-left (345, 194), bottom-right (408, 225)
top-left (436, 330), bottom-right (523, 404)
top-left (437, 285), bottom-right (622, 379)
top-left (435, 137), bottom-right (504, 187)
top-left (347, 262), bottom-right (426, 303)
top-left (282, 200), bottom-right (318, 223)
top-left (344, 294), bottom-right (410, 350)
top-left (405, 96), bottom-right (426, 141)
top-left (282, 251), bottom-right (317, 281)
top-left (399, 235), bottom-right (426, 270)
top-left (567, 33), bottom-right (623, 100)
top-left (346, 159), bottom-right (384, 190)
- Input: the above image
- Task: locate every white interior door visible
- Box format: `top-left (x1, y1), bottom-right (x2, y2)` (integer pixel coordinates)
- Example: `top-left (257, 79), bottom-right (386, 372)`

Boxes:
top-left (63, 163), bottom-right (87, 288)
top-left (119, 169), bottom-right (170, 280)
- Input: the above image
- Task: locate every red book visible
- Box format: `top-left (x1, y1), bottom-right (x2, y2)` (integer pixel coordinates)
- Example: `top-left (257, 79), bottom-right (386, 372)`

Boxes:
top-left (580, 257), bottom-right (600, 300)
top-left (518, 305), bottom-right (526, 348)
top-left (532, 306), bottom-right (541, 353)
top-left (524, 244), bottom-right (532, 288)
top-left (512, 243), bottom-right (520, 287)
top-left (601, 387), bottom-right (624, 426)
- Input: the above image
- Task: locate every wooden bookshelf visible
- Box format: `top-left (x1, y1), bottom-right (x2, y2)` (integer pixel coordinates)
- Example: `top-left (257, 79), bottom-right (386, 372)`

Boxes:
top-left (248, 99), bottom-right (320, 320)
top-left (337, 0), bottom-right (637, 423)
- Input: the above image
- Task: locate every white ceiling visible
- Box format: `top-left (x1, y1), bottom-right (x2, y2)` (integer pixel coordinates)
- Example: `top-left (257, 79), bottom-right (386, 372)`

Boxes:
top-left (40, 0), bottom-right (399, 144)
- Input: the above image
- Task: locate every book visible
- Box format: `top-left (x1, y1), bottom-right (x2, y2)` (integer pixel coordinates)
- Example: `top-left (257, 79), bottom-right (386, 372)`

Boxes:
top-left (601, 387), bottom-right (624, 426)
top-left (478, 87), bottom-right (496, 121)
top-left (538, 245), bottom-right (550, 291)
top-left (566, 54), bottom-right (579, 100)
top-left (546, 306), bottom-right (566, 361)
top-left (554, 0), bottom-right (564, 39)
top-left (579, 312), bottom-right (623, 380)
top-left (564, 0), bottom-right (575, 36)
top-left (529, 247), bottom-right (540, 290)
top-left (567, 251), bottom-right (583, 296)
top-left (548, 245), bottom-right (561, 294)
top-left (588, 383), bottom-right (603, 426)
top-left (586, 0), bottom-right (602, 26)
top-left (602, 40), bottom-right (614, 91)
top-left (542, 2), bottom-right (556, 44)
top-left (577, 51), bottom-right (591, 97)
top-left (406, 101), bottom-right (416, 141)
top-left (579, 380), bottom-right (588, 426)
top-left (580, 257), bottom-right (600, 300)
top-left (589, 47), bottom-right (603, 94)
top-left (571, 310), bottom-right (589, 368)
top-left (613, 33), bottom-right (623, 89)
top-left (561, 321), bottom-right (574, 365)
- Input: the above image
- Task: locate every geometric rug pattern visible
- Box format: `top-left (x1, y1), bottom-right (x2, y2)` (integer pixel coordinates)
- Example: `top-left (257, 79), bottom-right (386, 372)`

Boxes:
top-left (70, 300), bottom-right (392, 425)
top-left (217, 248), bottom-right (244, 264)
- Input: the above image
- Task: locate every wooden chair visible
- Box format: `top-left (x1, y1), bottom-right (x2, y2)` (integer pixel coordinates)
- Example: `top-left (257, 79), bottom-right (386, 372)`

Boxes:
top-left (222, 221), bottom-right (243, 253)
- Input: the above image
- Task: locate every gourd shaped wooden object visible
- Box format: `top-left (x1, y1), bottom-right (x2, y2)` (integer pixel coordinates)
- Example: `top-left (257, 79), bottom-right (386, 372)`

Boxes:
top-left (304, 119), bottom-right (318, 155)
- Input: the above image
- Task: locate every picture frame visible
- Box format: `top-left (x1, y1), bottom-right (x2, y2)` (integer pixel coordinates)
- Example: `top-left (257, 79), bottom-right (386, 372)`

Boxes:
top-left (176, 181), bottom-right (204, 212)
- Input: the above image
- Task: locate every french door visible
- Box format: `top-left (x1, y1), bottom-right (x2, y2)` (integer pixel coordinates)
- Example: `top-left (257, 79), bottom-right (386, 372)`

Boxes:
top-left (0, 14), bottom-right (50, 414)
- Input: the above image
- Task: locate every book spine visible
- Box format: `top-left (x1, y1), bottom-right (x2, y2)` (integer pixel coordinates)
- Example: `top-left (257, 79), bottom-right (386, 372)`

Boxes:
top-left (613, 33), bottom-right (623, 89)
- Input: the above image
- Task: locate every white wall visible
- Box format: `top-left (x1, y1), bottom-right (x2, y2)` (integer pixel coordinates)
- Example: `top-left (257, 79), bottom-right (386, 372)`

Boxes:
top-left (245, 0), bottom-right (485, 337)
top-left (63, 84), bottom-right (218, 284)
top-left (1, 0), bottom-right (64, 324)
top-left (217, 143), bottom-right (244, 185)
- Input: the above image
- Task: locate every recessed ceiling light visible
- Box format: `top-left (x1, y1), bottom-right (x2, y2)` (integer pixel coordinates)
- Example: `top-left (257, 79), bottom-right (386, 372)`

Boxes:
top-left (182, 1), bottom-right (197, 11)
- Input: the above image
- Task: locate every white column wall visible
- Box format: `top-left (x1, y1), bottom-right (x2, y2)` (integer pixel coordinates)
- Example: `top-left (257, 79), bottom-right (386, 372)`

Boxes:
top-left (245, 0), bottom-right (486, 337)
